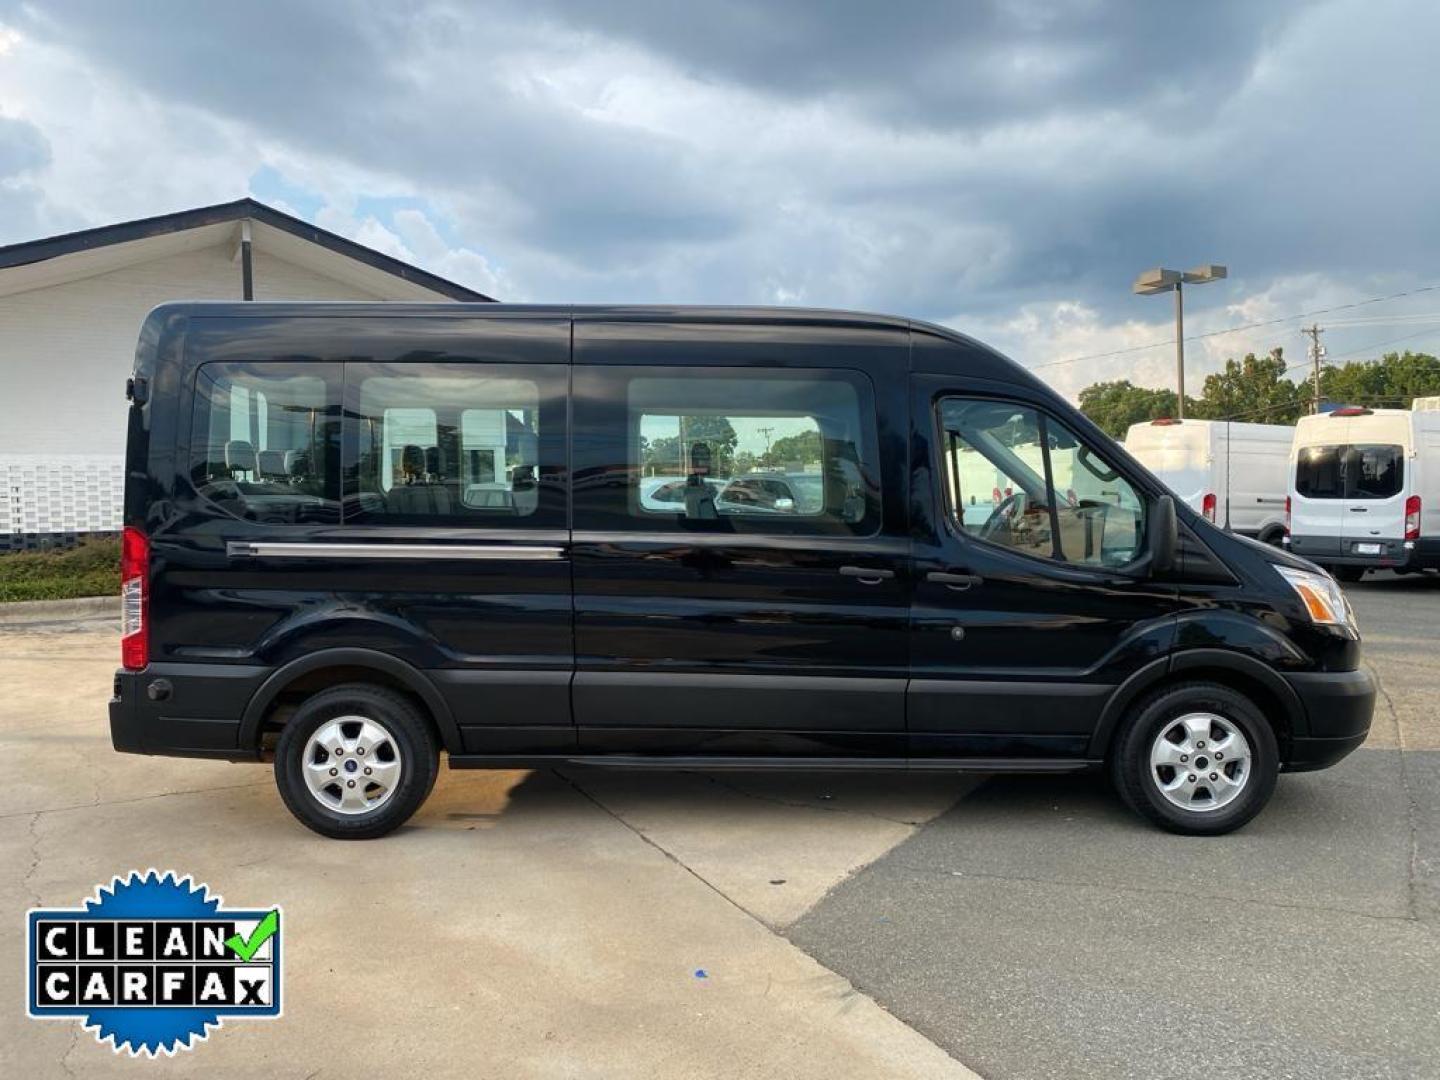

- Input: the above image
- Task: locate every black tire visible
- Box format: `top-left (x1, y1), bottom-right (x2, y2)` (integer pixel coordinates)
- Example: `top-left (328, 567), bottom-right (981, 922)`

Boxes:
top-left (275, 683), bottom-right (440, 839)
top-left (1332, 565), bottom-right (1365, 583)
top-left (1110, 681), bottom-right (1279, 835)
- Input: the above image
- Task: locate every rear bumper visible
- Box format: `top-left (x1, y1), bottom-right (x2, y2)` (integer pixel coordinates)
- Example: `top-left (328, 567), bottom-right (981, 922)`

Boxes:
top-left (1281, 667), bottom-right (1375, 771)
top-left (1287, 534), bottom-right (1439, 571)
top-left (110, 663), bottom-right (267, 761)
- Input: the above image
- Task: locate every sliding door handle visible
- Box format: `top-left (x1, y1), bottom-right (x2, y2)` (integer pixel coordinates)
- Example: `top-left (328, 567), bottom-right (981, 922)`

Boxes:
top-left (927, 571), bottom-right (983, 590)
top-left (839, 565), bottom-right (895, 584)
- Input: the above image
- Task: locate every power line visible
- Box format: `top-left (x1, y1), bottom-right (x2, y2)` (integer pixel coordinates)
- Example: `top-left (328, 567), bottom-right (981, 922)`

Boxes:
top-left (1024, 280), bottom-right (1440, 372)
top-left (1279, 326), bottom-right (1440, 377)
top-left (1212, 389), bottom-right (1435, 426)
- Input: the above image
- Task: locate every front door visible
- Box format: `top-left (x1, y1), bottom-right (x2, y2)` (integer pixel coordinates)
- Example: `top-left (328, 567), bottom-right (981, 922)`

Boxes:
top-left (908, 374), bottom-right (1181, 760)
top-left (569, 318), bottom-right (911, 758)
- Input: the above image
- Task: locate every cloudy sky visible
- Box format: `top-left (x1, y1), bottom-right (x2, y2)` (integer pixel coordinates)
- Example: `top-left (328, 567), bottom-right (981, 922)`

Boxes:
top-left (1, 0), bottom-right (1438, 399)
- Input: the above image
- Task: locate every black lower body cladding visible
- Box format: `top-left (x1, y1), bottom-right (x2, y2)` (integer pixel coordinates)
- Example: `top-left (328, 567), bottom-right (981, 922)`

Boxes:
top-left (1281, 666), bottom-right (1376, 771)
top-left (110, 663), bottom-right (266, 759)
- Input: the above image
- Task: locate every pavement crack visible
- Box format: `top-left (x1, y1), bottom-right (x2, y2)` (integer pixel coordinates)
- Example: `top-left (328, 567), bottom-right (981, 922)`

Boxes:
top-left (694, 773), bottom-right (926, 826)
top-left (24, 811), bottom-right (42, 907)
top-left (552, 769), bottom-right (767, 924)
top-left (59, 1024), bottom-right (80, 1078)
top-left (0, 779), bottom-right (272, 823)
top-left (1371, 662), bottom-right (1428, 923)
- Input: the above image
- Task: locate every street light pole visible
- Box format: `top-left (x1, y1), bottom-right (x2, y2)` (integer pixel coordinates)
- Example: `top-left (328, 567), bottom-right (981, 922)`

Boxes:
top-left (1133, 264), bottom-right (1226, 420)
top-left (1173, 280), bottom-right (1185, 420)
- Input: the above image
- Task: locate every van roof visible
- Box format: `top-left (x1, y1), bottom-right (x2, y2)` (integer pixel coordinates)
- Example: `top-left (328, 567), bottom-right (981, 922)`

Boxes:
top-left (140, 300), bottom-right (1002, 351)
top-left (1124, 418), bottom-right (1293, 440)
top-left (144, 299), bottom-right (968, 338)
top-left (137, 300), bottom-right (1053, 401)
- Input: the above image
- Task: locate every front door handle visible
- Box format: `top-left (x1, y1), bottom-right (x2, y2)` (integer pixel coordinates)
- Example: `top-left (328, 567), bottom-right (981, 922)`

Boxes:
top-left (927, 571), bottom-right (983, 590)
top-left (839, 565), bottom-right (895, 584)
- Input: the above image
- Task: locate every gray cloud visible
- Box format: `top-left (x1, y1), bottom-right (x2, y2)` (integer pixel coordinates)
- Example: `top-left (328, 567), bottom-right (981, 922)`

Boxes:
top-left (519, 0), bottom-right (1307, 129)
top-left (0, 113), bottom-right (49, 175)
top-left (3, 0), bottom-right (1437, 387)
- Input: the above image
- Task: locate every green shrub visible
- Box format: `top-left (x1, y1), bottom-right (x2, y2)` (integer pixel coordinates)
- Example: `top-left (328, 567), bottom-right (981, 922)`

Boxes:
top-left (0, 537), bottom-right (121, 602)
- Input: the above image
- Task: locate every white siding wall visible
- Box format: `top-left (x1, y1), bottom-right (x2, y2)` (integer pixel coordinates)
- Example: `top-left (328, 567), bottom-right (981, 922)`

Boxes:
top-left (0, 454), bottom-right (124, 542)
top-left (0, 243), bottom-right (395, 458)
top-left (0, 239), bottom-right (446, 544)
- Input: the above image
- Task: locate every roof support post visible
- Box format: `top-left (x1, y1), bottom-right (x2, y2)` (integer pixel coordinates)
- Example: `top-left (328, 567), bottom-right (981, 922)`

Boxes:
top-left (240, 219), bottom-right (253, 300)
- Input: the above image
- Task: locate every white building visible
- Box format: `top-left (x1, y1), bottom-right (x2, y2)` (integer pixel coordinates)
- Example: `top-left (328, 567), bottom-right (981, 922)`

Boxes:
top-left (0, 199), bottom-right (492, 549)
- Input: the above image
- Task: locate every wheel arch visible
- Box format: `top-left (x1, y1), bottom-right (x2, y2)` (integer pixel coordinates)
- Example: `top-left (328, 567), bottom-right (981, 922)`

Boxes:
top-left (1256, 523), bottom-right (1286, 547)
top-left (239, 648), bottom-right (461, 754)
top-left (1089, 649), bottom-right (1305, 761)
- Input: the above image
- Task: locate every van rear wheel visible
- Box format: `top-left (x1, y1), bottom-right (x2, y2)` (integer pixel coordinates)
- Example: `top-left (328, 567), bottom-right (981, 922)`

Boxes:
top-left (1111, 681), bottom-right (1278, 835)
top-left (275, 683), bottom-right (439, 839)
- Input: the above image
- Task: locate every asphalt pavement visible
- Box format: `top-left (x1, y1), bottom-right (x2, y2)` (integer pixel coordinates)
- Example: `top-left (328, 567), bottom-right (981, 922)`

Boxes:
top-left (789, 571), bottom-right (1440, 1080)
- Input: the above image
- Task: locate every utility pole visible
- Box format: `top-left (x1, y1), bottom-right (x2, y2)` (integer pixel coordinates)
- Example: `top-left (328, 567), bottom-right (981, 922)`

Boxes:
top-left (1303, 324), bottom-right (1327, 413)
top-left (1173, 281), bottom-right (1185, 419)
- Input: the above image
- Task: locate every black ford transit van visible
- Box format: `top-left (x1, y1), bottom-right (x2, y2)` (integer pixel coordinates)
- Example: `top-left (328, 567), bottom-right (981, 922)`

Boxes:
top-left (110, 303), bottom-right (1375, 839)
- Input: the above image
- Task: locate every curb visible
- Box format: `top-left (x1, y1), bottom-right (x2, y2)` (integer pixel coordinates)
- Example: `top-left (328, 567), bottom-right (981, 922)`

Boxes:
top-left (0, 595), bottom-right (119, 625)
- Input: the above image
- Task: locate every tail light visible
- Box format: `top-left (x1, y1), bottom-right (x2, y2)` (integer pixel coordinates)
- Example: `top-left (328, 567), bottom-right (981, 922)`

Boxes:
top-left (120, 526), bottom-right (149, 670)
top-left (1284, 496), bottom-right (1292, 538)
top-left (1202, 492), bottom-right (1217, 522)
top-left (1405, 495), bottom-right (1422, 541)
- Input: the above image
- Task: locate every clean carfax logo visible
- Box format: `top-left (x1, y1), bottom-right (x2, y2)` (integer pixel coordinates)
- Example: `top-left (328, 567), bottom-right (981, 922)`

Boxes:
top-left (26, 870), bottom-right (282, 1056)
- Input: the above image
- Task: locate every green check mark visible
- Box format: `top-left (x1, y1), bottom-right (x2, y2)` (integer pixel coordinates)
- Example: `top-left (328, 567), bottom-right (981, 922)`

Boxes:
top-left (225, 909), bottom-right (279, 962)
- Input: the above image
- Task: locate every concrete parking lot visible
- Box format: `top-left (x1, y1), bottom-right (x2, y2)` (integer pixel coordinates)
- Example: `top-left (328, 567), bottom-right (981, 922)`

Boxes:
top-left (2, 611), bottom-right (976, 1080)
top-left (3, 573), bottom-right (1437, 1079)
top-left (792, 572), bottom-right (1440, 1080)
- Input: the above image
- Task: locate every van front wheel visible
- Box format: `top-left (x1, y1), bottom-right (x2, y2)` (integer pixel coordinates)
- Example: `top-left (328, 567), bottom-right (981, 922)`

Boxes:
top-left (275, 684), bottom-right (439, 839)
top-left (1111, 681), bottom-right (1278, 835)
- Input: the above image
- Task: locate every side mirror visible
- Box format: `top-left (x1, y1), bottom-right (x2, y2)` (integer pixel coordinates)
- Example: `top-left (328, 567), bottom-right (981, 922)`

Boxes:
top-left (774, 497), bottom-right (795, 512)
top-left (1149, 494), bottom-right (1177, 575)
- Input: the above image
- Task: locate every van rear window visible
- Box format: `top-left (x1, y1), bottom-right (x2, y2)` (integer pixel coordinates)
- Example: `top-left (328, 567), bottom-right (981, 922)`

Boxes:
top-left (1295, 443), bottom-right (1402, 500)
top-left (188, 362), bottom-right (341, 524)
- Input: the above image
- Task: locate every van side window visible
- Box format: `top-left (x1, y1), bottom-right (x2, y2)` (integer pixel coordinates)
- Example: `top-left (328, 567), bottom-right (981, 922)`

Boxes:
top-left (189, 362), bottom-right (341, 524)
top-left (573, 367), bottom-right (881, 536)
top-left (344, 362), bottom-right (564, 525)
top-left (938, 398), bottom-right (1145, 568)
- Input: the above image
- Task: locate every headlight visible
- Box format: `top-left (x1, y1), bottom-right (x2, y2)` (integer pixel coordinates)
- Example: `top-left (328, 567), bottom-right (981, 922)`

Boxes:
top-left (1275, 566), bottom-right (1355, 629)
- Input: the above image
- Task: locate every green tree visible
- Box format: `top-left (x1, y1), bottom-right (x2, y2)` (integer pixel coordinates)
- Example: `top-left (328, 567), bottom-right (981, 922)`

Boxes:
top-left (680, 416), bottom-right (739, 474)
top-left (1320, 351), bottom-right (1440, 409)
top-left (761, 429), bottom-right (823, 468)
top-left (642, 435), bottom-right (683, 474)
top-left (1077, 380), bottom-right (1182, 438)
top-left (1190, 348), bottom-right (1305, 425)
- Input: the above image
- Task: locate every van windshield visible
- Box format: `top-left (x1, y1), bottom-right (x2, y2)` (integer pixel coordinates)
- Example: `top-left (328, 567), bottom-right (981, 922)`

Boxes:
top-left (1295, 443), bottom-right (1403, 500)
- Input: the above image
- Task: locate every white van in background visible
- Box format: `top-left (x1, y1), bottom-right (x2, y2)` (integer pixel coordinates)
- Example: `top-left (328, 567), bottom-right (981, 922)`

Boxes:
top-left (1290, 403), bottom-right (1434, 578)
top-left (1287, 405), bottom-right (1440, 581)
top-left (1123, 419), bottom-right (1292, 544)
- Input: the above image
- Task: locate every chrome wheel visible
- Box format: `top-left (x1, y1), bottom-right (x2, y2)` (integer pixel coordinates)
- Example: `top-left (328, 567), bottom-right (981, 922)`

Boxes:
top-left (1148, 712), bottom-right (1251, 813)
top-left (301, 715), bottom-right (403, 816)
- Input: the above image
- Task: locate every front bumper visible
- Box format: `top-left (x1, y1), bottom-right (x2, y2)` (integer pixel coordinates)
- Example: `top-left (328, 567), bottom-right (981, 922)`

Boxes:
top-left (1281, 666), bottom-right (1376, 771)
top-left (110, 663), bottom-right (267, 760)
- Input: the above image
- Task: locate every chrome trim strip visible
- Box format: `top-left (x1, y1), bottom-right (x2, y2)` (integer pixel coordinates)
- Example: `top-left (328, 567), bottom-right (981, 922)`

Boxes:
top-left (227, 541), bottom-right (566, 561)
